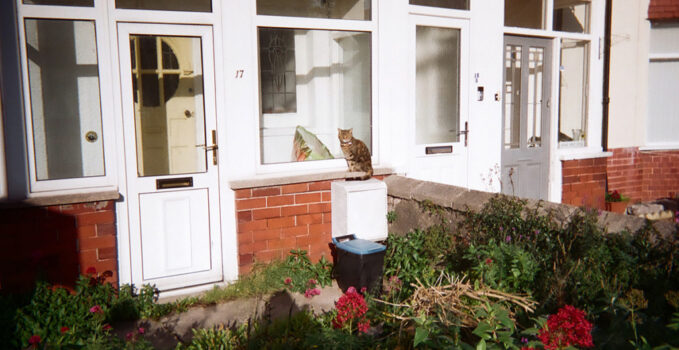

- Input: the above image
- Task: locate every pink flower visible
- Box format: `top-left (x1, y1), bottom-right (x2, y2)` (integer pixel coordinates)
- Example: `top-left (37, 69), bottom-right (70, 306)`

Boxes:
top-left (357, 320), bottom-right (370, 333)
top-left (89, 305), bottom-right (102, 313)
top-left (102, 324), bottom-right (112, 331)
top-left (138, 327), bottom-right (145, 334)
top-left (126, 331), bottom-right (135, 341)
top-left (86, 266), bottom-right (97, 274)
top-left (60, 326), bottom-right (69, 333)
top-left (307, 279), bottom-right (317, 287)
top-left (284, 277), bottom-right (292, 285)
top-left (304, 288), bottom-right (321, 298)
top-left (360, 287), bottom-right (367, 293)
top-left (28, 335), bottom-right (41, 345)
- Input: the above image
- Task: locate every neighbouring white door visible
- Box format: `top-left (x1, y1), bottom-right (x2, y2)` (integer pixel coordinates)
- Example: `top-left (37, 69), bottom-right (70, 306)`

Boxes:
top-left (408, 15), bottom-right (470, 187)
top-left (118, 23), bottom-right (222, 291)
top-left (501, 36), bottom-right (552, 200)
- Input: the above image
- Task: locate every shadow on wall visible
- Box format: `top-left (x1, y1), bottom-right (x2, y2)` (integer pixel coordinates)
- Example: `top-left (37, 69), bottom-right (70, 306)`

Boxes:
top-left (0, 207), bottom-right (79, 292)
top-left (0, 201), bottom-right (118, 294)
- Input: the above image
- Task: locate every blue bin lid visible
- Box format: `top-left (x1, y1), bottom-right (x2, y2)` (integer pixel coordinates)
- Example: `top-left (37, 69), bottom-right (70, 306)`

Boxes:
top-left (333, 236), bottom-right (385, 255)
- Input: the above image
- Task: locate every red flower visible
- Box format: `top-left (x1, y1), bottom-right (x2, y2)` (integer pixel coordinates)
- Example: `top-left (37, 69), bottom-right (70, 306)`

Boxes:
top-left (360, 287), bottom-right (367, 293)
top-left (538, 305), bottom-right (594, 349)
top-left (332, 286), bottom-right (370, 333)
top-left (284, 277), bottom-right (292, 285)
top-left (60, 326), bottom-right (69, 333)
top-left (102, 324), bottom-right (112, 331)
top-left (86, 266), bottom-right (97, 274)
top-left (89, 305), bottom-right (102, 313)
top-left (485, 258), bottom-right (493, 265)
top-left (138, 327), bottom-right (145, 334)
top-left (28, 335), bottom-right (41, 345)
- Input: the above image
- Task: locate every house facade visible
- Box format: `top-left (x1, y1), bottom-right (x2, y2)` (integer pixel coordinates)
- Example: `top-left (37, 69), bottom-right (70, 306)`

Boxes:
top-left (0, 0), bottom-right (646, 295)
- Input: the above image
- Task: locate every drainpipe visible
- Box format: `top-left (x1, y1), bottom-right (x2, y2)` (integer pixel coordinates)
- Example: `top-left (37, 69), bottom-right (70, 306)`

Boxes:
top-left (601, 0), bottom-right (612, 152)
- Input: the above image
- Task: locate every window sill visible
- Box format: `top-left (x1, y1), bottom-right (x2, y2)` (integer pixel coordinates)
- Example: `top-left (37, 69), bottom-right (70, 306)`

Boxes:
top-left (559, 151), bottom-right (612, 161)
top-left (639, 144), bottom-right (679, 151)
top-left (229, 166), bottom-right (394, 190)
top-left (0, 188), bottom-right (120, 208)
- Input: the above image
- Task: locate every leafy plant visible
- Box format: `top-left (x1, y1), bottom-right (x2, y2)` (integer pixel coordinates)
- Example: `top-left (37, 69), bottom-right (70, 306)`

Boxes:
top-left (606, 190), bottom-right (629, 203)
top-left (387, 210), bottom-right (398, 224)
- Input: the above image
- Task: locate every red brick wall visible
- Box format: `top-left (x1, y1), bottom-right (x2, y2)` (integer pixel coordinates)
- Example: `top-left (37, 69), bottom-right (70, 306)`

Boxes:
top-left (561, 157), bottom-right (607, 210)
top-left (235, 181), bottom-right (333, 274)
top-left (607, 148), bottom-right (679, 202)
top-left (0, 200), bottom-right (117, 292)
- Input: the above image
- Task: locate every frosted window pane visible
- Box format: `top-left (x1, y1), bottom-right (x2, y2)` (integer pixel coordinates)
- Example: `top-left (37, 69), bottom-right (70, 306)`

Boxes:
top-left (258, 28), bottom-right (371, 164)
top-left (647, 61), bottom-right (679, 144)
top-left (416, 26), bottom-right (460, 144)
top-left (25, 18), bottom-right (105, 180)
top-left (257, 0), bottom-right (370, 20)
top-left (650, 23), bottom-right (679, 54)
top-left (504, 45), bottom-right (521, 149)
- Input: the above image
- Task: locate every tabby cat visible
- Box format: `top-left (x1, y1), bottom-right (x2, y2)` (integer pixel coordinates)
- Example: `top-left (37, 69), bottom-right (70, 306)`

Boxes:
top-left (338, 128), bottom-right (373, 181)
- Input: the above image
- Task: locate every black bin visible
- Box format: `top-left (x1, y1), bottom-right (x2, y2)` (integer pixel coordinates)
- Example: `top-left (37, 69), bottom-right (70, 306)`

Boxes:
top-left (332, 235), bottom-right (386, 293)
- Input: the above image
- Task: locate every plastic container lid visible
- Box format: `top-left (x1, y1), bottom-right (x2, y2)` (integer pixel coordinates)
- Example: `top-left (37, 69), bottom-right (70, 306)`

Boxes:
top-left (333, 237), bottom-right (386, 255)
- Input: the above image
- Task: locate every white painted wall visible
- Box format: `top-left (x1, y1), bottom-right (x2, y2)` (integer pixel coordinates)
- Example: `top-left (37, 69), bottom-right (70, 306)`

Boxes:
top-left (608, 0), bottom-right (650, 149)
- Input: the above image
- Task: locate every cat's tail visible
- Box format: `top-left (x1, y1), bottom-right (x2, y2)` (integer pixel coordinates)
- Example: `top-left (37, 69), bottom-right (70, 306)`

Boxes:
top-left (358, 168), bottom-right (373, 180)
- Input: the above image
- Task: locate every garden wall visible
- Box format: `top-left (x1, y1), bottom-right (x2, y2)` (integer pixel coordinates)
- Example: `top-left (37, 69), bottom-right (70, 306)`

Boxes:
top-left (0, 199), bottom-right (118, 292)
top-left (385, 175), bottom-right (677, 238)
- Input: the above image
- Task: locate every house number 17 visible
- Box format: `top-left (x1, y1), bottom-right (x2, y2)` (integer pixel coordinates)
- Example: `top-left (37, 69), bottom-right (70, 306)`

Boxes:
top-left (235, 69), bottom-right (244, 78)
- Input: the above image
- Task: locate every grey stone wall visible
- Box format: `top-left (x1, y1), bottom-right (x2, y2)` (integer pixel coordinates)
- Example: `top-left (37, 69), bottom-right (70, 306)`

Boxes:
top-left (385, 176), bottom-right (677, 239)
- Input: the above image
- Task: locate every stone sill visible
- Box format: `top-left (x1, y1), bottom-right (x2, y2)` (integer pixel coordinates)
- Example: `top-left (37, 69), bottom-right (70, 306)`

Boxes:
top-left (559, 151), bottom-right (613, 161)
top-left (229, 167), bottom-right (394, 190)
top-left (0, 189), bottom-right (120, 208)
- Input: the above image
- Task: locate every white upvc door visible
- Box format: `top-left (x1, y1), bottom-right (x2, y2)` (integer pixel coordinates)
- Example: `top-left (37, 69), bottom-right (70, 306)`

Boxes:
top-left (408, 15), bottom-right (470, 187)
top-left (118, 23), bottom-right (222, 291)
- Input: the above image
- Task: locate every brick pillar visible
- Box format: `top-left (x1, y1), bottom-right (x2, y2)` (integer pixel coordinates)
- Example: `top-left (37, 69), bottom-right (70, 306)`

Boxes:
top-left (561, 158), bottom-right (607, 210)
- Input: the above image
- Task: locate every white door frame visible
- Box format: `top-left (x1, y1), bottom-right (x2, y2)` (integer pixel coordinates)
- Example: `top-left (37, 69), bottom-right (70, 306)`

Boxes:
top-left (116, 22), bottom-right (225, 292)
top-left (407, 14), bottom-right (471, 187)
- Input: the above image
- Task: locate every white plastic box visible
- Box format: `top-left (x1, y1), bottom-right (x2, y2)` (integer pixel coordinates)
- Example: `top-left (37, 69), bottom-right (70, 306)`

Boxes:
top-left (331, 179), bottom-right (388, 241)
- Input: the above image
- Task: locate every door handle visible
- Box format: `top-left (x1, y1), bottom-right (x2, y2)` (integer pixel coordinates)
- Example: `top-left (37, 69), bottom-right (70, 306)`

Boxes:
top-left (457, 121), bottom-right (469, 147)
top-left (196, 130), bottom-right (218, 165)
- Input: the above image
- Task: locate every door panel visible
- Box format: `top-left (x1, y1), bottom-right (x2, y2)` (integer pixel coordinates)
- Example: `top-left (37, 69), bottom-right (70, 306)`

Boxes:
top-left (501, 36), bottom-right (552, 200)
top-left (118, 23), bottom-right (222, 291)
top-left (139, 189), bottom-right (211, 280)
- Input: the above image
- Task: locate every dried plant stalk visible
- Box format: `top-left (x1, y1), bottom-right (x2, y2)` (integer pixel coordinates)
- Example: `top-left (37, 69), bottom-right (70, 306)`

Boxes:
top-left (375, 273), bottom-right (537, 328)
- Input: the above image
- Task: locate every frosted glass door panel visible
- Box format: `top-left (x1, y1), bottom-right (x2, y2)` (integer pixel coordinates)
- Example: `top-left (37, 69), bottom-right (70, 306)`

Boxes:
top-left (257, 0), bottom-right (370, 20)
top-left (25, 19), bottom-right (104, 180)
top-left (130, 35), bottom-right (207, 176)
top-left (504, 45), bottom-right (521, 149)
top-left (410, 0), bottom-right (469, 10)
top-left (116, 0), bottom-right (211, 12)
top-left (416, 26), bottom-right (460, 144)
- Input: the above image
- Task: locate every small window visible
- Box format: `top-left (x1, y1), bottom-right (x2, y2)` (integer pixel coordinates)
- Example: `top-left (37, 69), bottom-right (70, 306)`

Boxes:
top-left (558, 39), bottom-right (589, 146)
top-left (24, 18), bottom-right (105, 180)
top-left (647, 23), bottom-right (679, 145)
top-left (115, 0), bottom-right (212, 12)
top-left (409, 0), bottom-right (469, 10)
top-left (259, 29), bottom-right (297, 114)
top-left (553, 0), bottom-right (590, 33)
top-left (23, 0), bottom-right (93, 6)
top-left (258, 28), bottom-right (371, 164)
top-left (257, 0), bottom-right (370, 20)
top-left (505, 0), bottom-right (546, 29)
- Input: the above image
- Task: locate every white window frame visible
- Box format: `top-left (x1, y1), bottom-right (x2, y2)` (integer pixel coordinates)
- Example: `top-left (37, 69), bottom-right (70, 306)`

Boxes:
top-left (252, 1), bottom-right (379, 175)
top-left (16, 1), bottom-right (117, 195)
top-left (645, 22), bottom-right (679, 150)
top-left (503, 0), bottom-right (604, 158)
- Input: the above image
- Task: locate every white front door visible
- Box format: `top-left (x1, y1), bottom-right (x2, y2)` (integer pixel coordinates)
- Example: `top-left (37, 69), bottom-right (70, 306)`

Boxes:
top-left (408, 15), bottom-right (470, 187)
top-left (501, 36), bottom-right (552, 200)
top-left (118, 23), bottom-right (222, 291)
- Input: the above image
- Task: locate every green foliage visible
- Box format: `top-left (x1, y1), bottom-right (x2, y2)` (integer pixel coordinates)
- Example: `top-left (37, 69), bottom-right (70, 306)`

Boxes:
top-left (384, 225), bottom-right (453, 296)
top-left (465, 240), bottom-right (539, 294)
top-left (201, 249), bottom-right (332, 304)
top-left (387, 210), bottom-right (398, 224)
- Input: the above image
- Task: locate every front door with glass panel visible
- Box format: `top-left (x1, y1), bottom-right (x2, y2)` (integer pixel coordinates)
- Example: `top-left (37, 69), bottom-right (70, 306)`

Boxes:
top-left (409, 16), bottom-right (469, 187)
top-left (501, 36), bottom-right (552, 200)
top-left (118, 23), bottom-right (222, 291)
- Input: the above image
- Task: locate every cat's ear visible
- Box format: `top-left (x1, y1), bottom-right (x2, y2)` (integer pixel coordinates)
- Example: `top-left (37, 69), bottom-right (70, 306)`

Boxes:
top-left (337, 128), bottom-right (341, 133)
